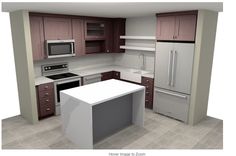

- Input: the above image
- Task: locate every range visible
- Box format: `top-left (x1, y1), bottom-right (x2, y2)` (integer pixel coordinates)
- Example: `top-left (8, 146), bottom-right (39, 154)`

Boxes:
top-left (42, 63), bottom-right (81, 115)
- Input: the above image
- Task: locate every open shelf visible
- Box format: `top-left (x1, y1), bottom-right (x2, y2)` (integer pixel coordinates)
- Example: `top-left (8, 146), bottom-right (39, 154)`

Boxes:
top-left (85, 40), bottom-right (105, 54)
top-left (120, 36), bottom-right (156, 40)
top-left (120, 46), bottom-right (155, 52)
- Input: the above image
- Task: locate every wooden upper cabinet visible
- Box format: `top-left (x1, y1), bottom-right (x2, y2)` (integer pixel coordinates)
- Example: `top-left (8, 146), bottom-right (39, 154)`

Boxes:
top-left (84, 20), bottom-right (106, 40)
top-left (174, 14), bottom-right (197, 41)
top-left (156, 16), bottom-right (176, 41)
top-left (72, 19), bottom-right (85, 56)
top-left (105, 21), bottom-right (113, 53)
top-left (29, 15), bottom-right (45, 61)
top-left (43, 17), bottom-right (72, 40)
top-left (113, 18), bottom-right (126, 53)
top-left (156, 11), bottom-right (197, 42)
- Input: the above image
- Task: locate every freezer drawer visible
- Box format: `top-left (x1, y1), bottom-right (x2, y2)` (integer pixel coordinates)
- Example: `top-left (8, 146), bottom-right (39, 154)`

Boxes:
top-left (153, 88), bottom-right (190, 123)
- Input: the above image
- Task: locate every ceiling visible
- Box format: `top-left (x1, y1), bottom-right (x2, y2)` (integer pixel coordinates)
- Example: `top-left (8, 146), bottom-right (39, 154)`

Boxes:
top-left (2, 2), bottom-right (223, 18)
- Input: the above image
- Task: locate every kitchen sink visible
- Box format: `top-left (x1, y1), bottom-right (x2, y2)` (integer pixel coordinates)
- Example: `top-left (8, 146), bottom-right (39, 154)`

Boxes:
top-left (121, 69), bottom-right (152, 83)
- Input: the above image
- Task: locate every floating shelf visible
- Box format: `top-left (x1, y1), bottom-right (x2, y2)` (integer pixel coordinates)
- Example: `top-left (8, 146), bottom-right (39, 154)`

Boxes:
top-left (120, 36), bottom-right (156, 40)
top-left (120, 46), bottom-right (155, 52)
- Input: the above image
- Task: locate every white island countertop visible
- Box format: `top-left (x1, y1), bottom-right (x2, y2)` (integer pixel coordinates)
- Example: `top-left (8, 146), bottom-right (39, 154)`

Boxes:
top-left (61, 79), bottom-right (145, 106)
top-left (61, 79), bottom-right (145, 148)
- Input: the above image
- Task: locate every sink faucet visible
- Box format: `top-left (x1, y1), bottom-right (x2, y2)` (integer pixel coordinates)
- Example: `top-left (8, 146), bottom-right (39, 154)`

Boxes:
top-left (139, 53), bottom-right (145, 70)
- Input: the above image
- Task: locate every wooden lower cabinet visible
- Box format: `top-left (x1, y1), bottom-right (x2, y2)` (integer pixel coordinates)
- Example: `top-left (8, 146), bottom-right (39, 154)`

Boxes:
top-left (141, 76), bottom-right (154, 109)
top-left (112, 71), bottom-right (120, 79)
top-left (36, 82), bottom-right (55, 119)
top-left (101, 71), bottom-right (120, 81)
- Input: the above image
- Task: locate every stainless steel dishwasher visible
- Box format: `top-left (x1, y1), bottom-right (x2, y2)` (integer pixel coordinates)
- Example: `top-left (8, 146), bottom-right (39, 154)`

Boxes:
top-left (83, 74), bottom-right (102, 85)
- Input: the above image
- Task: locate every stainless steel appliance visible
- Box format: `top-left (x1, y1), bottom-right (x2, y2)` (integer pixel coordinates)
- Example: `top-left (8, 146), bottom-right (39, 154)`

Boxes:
top-left (46, 40), bottom-right (75, 58)
top-left (83, 74), bottom-right (102, 85)
top-left (42, 63), bottom-right (81, 115)
top-left (153, 42), bottom-right (194, 122)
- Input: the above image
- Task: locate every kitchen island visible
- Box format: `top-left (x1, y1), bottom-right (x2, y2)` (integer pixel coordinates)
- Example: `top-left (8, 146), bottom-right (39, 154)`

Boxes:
top-left (60, 79), bottom-right (145, 149)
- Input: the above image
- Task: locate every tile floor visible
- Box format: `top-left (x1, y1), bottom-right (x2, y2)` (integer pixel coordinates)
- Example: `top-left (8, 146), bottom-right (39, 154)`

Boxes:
top-left (2, 109), bottom-right (223, 149)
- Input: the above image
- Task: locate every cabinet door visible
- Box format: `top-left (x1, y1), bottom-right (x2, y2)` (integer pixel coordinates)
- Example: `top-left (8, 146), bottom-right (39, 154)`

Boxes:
top-left (175, 14), bottom-right (197, 41)
top-left (72, 19), bottom-right (85, 56)
top-left (113, 19), bottom-right (126, 53)
top-left (155, 42), bottom-right (174, 90)
top-left (105, 21), bottom-right (113, 53)
top-left (101, 71), bottom-right (113, 81)
top-left (29, 16), bottom-right (45, 61)
top-left (170, 43), bottom-right (194, 94)
top-left (156, 16), bottom-right (176, 41)
top-left (84, 20), bottom-right (105, 40)
top-left (44, 17), bottom-right (72, 40)
top-left (112, 71), bottom-right (120, 79)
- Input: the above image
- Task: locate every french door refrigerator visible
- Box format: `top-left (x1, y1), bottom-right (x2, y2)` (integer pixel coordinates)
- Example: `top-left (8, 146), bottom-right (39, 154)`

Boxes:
top-left (153, 42), bottom-right (194, 123)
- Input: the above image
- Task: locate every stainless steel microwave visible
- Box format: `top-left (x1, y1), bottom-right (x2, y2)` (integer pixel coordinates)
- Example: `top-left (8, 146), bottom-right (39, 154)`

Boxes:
top-left (46, 40), bottom-right (75, 58)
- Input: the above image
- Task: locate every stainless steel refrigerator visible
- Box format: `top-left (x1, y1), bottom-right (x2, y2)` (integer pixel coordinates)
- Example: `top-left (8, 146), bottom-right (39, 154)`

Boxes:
top-left (153, 42), bottom-right (194, 123)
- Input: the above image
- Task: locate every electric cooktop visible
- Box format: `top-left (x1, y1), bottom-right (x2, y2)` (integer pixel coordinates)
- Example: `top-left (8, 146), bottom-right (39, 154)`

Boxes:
top-left (46, 72), bottom-right (78, 80)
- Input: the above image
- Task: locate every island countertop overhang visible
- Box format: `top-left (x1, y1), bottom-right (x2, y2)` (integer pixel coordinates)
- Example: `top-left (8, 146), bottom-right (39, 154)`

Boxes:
top-left (60, 79), bottom-right (145, 106)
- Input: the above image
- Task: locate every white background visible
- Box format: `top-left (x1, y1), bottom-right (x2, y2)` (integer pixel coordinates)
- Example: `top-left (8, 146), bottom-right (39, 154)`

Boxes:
top-left (0, 0), bottom-right (235, 155)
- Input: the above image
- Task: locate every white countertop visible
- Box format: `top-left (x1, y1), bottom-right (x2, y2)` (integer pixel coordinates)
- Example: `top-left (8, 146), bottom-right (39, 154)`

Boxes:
top-left (35, 76), bottom-right (54, 86)
top-left (61, 79), bottom-right (145, 105)
top-left (35, 65), bottom-right (154, 85)
top-left (72, 65), bottom-right (154, 78)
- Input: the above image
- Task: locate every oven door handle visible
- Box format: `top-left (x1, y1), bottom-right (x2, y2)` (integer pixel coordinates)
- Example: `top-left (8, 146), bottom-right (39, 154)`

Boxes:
top-left (56, 77), bottom-right (81, 85)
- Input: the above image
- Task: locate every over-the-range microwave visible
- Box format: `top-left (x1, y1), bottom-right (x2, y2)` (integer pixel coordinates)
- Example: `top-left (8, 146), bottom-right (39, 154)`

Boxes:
top-left (46, 39), bottom-right (75, 58)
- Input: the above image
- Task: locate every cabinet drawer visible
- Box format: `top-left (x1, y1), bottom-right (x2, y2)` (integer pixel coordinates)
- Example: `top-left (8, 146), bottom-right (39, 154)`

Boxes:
top-left (154, 89), bottom-right (190, 122)
top-left (39, 96), bottom-right (54, 106)
top-left (39, 104), bottom-right (55, 117)
top-left (38, 83), bottom-right (54, 92)
top-left (38, 90), bottom-right (54, 99)
top-left (141, 77), bottom-right (154, 86)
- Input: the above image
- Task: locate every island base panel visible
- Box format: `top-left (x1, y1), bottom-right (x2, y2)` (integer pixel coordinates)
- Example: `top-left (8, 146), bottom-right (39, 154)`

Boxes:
top-left (92, 94), bottom-right (132, 143)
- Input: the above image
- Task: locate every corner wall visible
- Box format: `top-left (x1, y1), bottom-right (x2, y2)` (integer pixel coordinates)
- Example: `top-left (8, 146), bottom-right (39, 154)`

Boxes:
top-left (188, 10), bottom-right (218, 125)
top-left (10, 10), bottom-right (38, 124)
top-left (113, 16), bottom-right (156, 72)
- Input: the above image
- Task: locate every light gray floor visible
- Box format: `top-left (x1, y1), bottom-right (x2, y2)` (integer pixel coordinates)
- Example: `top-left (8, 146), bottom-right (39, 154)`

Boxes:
top-left (2, 109), bottom-right (223, 149)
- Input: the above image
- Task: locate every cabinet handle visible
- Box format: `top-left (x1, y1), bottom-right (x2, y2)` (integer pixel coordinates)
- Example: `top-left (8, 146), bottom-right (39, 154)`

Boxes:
top-left (45, 93), bottom-right (49, 96)
top-left (107, 50), bottom-right (109, 52)
top-left (146, 86), bottom-right (149, 89)
top-left (168, 51), bottom-right (173, 86)
top-left (44, 86), bottom-right (49, 89)
top-left (146, 80), bottom-right (149, 82)
top-left (45, 99), bottom-right (49, 102)
top-left (145, 100), bottom-right (149, 102)
top-left (46, 108), bottom-right (51, 111)
top-left (155, 89), bottom-right (187, 99)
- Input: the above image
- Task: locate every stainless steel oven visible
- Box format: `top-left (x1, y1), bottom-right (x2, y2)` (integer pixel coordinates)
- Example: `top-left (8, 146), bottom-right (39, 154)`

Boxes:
top-left (42, 62), bottom-right (81, 115)
top-left (54, 77), bottom-right (81, 115)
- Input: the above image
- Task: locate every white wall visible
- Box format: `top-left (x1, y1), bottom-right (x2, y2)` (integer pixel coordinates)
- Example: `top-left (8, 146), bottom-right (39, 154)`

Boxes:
top-left (34, 53), bottom-right (114, 76)
top-left (114, 16), bottom-right (156, 72)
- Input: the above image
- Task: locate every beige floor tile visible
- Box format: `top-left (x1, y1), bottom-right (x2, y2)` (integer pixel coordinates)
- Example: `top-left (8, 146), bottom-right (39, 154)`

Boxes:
top-left (2, 129), bottom-right (19, 145)
top-left (2, 109), bottom-right (223, 149)
top-left (2, 140), bottom-right (23, 149)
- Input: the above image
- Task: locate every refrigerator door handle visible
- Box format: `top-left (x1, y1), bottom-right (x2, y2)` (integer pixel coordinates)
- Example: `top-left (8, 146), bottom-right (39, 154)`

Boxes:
top-left (155, 88), bottom-right (187, 99)
top-left (171, 50), bottom-right (177, 86)
top-left (167, 50), bottom-right (173, 86)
